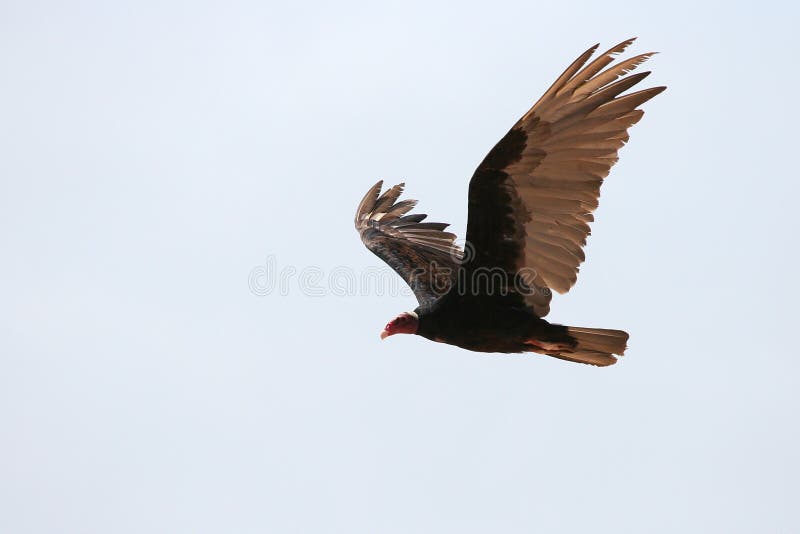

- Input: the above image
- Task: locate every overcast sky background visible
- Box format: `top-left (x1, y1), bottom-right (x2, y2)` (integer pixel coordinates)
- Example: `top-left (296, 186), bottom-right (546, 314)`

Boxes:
top-left (2, 1), bottom-right (799, 532)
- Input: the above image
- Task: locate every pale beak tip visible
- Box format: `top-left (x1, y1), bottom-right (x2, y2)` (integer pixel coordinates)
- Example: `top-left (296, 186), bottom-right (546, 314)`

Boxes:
top-left (380, 330), bottom-right (389, 340)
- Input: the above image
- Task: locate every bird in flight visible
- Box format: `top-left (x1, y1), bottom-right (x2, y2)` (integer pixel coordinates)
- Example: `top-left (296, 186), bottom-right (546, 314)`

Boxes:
top-left (354, 39), bottom-right (664, 366)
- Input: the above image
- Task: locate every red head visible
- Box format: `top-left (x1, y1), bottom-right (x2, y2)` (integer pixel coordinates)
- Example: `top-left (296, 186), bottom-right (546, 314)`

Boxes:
top-left (380, 311), bottom-right (419, 340)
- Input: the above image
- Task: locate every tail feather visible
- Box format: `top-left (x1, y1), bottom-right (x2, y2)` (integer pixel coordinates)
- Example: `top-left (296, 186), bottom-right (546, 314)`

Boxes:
top-left (562, 326), bottom-right (629, 367)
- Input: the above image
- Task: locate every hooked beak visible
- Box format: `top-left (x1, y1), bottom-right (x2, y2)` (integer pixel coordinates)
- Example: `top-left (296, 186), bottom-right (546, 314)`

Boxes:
top-left (380, 329), bottom-right (390, 340)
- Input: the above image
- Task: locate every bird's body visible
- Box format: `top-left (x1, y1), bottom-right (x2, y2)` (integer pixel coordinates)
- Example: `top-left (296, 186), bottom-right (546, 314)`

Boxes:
top-left (415, 294), bottom-right (569, 354)
top-left (355, 39), bottom-right (664, 366)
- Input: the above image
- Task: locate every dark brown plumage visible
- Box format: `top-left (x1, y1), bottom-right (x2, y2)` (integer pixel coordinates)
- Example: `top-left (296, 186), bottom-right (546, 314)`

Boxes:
top-left (355, 39), bottom-right (665, 366)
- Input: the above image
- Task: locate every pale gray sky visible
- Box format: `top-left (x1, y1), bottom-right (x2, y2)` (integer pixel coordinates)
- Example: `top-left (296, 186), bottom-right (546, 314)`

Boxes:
top-left (2, 1), bottom-right (799, 532)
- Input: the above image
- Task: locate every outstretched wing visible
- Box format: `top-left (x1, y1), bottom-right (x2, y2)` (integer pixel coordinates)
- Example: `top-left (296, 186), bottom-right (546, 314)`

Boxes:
top-left (465, 38), bottom-right (665, 316)
top-left (355, 181), bottom-right (463, 305)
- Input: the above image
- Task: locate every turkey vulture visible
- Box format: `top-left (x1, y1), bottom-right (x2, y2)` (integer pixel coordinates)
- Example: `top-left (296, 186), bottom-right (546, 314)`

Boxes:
top-left (354, 39), bottom-right (664, 366)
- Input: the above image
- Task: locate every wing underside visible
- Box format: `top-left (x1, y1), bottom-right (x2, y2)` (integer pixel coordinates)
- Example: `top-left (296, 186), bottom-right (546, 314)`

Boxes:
top-left (465, 38), bottom-right (665, 316)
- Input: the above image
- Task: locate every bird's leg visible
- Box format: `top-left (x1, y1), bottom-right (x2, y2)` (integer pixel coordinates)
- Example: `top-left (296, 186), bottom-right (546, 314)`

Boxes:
top-left (523, 339), bottom-right (573, 354)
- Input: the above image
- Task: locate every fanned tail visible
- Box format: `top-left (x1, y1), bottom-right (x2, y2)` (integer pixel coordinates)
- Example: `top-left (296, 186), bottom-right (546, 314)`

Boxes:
top-left (554, 326), bottom-right (628, 367)
top-left (522, 326), bottom-right (629, 366)
top-left (556, 327), bottom-right (629, 367)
